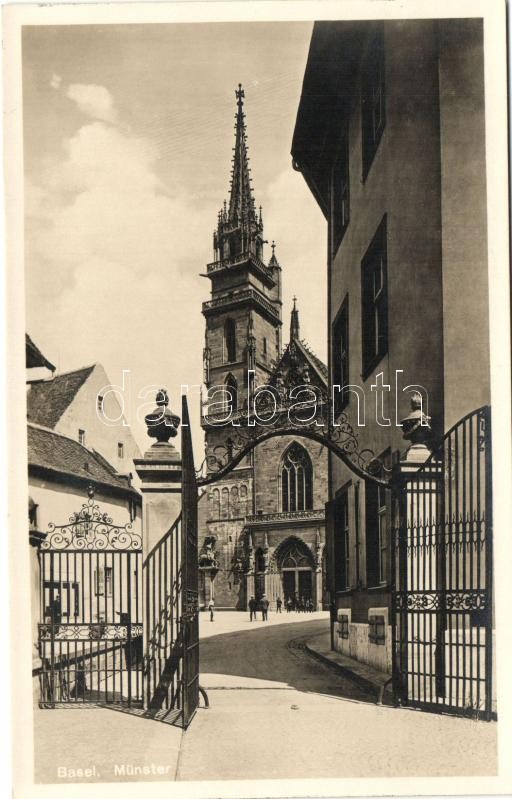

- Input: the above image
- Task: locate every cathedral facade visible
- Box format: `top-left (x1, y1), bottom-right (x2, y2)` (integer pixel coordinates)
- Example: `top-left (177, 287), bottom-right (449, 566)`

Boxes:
top-left (198, 86), bottom-right (328, 611)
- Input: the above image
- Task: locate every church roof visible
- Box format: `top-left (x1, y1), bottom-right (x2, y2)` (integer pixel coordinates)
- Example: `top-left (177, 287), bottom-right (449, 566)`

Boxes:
top-left (26, 334), bottom-right (55, 372)
top-left (27, 423), bottom-right (139, 498)
top-left (268, 302), bottom-right (328, 388)
top-left (26, 365), bottom-right (96, 429)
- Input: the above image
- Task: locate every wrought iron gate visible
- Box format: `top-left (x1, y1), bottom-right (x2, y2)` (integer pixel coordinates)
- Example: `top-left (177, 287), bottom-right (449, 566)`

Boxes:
top-left (39, 489), bottom-right (143, 707)
top-left (392, 406), bottom-right (493, 719)
top-left (181, 395), bottom-right (200, 728)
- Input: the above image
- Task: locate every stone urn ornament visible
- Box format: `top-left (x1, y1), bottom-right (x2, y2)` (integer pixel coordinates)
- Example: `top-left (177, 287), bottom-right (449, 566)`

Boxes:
top-left (400, 392), bottom-right (432, 462)
top-left (144, 388), bottom-right (180, 444)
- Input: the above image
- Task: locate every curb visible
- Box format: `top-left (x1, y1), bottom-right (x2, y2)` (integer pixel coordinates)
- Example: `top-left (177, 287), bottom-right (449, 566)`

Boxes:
top-left (304, 642), bottom-right (391, 702)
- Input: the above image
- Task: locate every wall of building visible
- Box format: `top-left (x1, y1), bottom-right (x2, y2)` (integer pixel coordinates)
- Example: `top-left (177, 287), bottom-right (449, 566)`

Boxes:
top-left (54, 364), bottom-right (142, 485)
top-left (28, 474), bottom-right (141, 535)
top-left (438, 19), bottom-right (490, 428)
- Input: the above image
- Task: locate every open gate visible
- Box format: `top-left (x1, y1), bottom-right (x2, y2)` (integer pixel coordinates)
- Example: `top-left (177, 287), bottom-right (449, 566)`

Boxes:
top-left (392, 406), bottom-right (493, 719)
top-left (38, 488), bottom-right (143, 707)
top-left (181, 395), bottom-right (200, 727)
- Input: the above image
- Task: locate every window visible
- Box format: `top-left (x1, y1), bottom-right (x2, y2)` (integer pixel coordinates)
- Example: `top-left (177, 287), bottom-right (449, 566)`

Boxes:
top-left (332, 295), bottom-right (349, 414)
top-left (29, 498), bottom-right (38, 529)
top-left (211, 488), bottom-right (220, 520)
top-left (331, 124), bottom-right (350, 253)
top-left (369, 614), bottom-right (386, 645)
top-left (362, 26), bottom-right (386, 180)
top-left (338, 614), bottom-right (350, 639)
top-left (224, 318), bottom-right (236, 362)
top-left (225, 374), bottom-right (238, 413)
top-left (78, 429), bottom-right (86, 446)
top-left (239, 484), bottom-right (248, 517)
top-left (221, 487), bottom-right (230, 519)
top-left (365, 451), bottom-right (390, 586)
top-left (230, 485), bottom-right (240, 517)
top-left (280, 443), bottom-right (313, 512)
top-left (361, 216), bottom-right (388, 377)
top-left (97, 395), bottom-right (104, 414)
top-left (263, 337), bottom-right (268, 357)
top-left (94, 567), bottom-right (112, 597)
top-left (334, 491), bottom-right (350, 591)
top-left (118, 442), bottom-right (124, 459)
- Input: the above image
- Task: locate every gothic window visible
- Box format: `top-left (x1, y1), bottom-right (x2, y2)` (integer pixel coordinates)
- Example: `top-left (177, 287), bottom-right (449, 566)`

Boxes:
top-left (224, 318), bottom-right (237, 363)
top-left (221, 487), bottom-right (229, 520)
top-left (230, 485), bottom-right (240, 517)
top-left (280, 443), bottom-right (313, 513)
top-left (225, 374), bottom-right (238, 413)
top-left (239, 484), bottom-right (248, 517)
top-left (211, 489), bottom-right (220, 520)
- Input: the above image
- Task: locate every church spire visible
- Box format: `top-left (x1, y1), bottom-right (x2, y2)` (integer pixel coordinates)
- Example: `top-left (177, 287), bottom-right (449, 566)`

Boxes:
top-left (290, 296), bottom-right (300, 341)
top-left (228, 84), bottom-right (256, 225)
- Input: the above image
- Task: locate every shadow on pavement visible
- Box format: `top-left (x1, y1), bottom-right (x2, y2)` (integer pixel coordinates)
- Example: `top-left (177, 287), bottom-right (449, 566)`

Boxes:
top-left (199, 617), bottom-right (376, 705)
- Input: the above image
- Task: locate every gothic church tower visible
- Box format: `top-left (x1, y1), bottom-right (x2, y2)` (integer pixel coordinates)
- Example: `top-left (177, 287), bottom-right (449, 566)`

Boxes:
top-left (199, 86), bottom-right (282, 610)
top-left (202, 84), bottom-right (282, 407)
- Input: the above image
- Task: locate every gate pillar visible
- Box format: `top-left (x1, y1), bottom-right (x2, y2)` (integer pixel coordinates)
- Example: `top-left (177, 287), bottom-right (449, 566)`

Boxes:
top-left (134, 390), bottom-right (182, 555)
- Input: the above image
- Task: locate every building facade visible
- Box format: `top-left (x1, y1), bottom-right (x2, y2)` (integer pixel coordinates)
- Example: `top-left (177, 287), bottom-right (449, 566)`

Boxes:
top-left (198, 87), bottom-right (328, 611)
top-left (292, 20), bottom-right (490, 673)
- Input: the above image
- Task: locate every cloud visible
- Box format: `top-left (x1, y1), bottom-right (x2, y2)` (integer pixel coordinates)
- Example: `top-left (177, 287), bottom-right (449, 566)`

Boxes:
top-left (66, 83), bottom-right (118, 123)
top-left (25, 98), bottom-right (213, 450)
top-left (50, 74), bottom-right (62, 90)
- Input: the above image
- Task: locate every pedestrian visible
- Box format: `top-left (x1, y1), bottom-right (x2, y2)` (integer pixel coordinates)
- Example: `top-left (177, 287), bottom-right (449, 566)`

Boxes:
top-left (260, 594), bottom-right (269, 621)
top-left (286, 597), bottom-right (292, 613)
top-left (208, 598), bottom-right (215, 622)
top-left (276, 596), bottom-right (282, 613)
top-left (249, 595), bottom-right (257, 622)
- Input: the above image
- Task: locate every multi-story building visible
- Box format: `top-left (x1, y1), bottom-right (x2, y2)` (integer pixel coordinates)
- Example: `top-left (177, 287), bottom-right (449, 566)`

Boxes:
top-left (292, 19), bottom-right (490, 673)
top-left (199, 87), bottom-right (328, 611)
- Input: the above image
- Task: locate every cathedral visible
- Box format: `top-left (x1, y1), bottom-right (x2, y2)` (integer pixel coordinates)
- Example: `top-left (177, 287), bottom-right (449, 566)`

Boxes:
top-left (197, 86), bottom-right (328, 611)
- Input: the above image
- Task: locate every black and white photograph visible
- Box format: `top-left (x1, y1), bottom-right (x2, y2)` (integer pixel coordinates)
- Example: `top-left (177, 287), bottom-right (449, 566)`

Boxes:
top-left (3, 0), bottom-right (512, 795)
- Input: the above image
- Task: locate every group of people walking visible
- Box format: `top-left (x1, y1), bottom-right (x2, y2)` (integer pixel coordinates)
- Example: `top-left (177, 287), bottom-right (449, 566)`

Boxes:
top-left (248, 594), bottom-right (315, 620)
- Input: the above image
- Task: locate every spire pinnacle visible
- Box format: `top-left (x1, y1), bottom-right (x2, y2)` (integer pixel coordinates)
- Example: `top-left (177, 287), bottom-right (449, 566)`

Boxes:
top-left (290, 297), bottom-right (300, 341)
top-left (228, 85), bottom-right (256, 226)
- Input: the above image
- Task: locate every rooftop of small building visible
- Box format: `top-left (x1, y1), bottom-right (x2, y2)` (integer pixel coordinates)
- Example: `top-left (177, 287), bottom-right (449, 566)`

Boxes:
top-left (26, 364), bottom-right (96, 429)
top-left (27, 422), bottom-right (140, 499)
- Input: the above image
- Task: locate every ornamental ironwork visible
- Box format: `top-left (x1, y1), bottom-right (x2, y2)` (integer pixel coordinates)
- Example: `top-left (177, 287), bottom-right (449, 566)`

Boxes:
top-left (38, 623), bottom-right (143, 641)
top-left (41, 488), bottom-right (142, 551)
top-left (395, 590), bottom-right (487, 612)
top-left (197, 395), bottom-right (390, 487)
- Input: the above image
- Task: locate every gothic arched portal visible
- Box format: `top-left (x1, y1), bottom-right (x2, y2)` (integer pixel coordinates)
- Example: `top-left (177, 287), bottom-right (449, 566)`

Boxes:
top-left (273, 537), bottom-right (315, 606)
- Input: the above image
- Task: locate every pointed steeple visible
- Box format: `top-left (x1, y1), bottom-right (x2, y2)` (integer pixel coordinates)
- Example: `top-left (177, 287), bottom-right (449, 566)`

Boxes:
top-left (228, 84), bottom-right (256, 225)
top-left (290, 296), bottom-right (300, 341)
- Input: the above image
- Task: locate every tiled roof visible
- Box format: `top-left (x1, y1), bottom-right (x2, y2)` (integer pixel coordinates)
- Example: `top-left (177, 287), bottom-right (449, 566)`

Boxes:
top-left (26, 334), bottom-right (56, 372)
top-left (27, 423), bottom-right (136, 495)
top-left (26, 365), bottom-right (95, 428)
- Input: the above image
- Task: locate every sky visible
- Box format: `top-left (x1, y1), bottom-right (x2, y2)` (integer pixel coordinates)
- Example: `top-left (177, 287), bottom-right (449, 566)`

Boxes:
top-left (23, 22), bottom-right (327, 457)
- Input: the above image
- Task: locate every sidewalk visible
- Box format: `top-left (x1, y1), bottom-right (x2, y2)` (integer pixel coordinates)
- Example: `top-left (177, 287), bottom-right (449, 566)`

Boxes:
top-left (304, 630), bottom-right (393, 703)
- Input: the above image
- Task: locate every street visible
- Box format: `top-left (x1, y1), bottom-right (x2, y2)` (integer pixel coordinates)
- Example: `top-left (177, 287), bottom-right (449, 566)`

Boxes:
top-left (176, 612), bottom-right (497, 780)
top-left (34, 612), bottom-right (497, 783)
